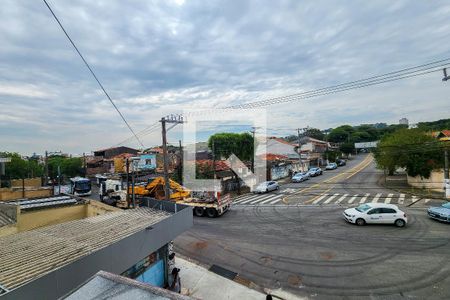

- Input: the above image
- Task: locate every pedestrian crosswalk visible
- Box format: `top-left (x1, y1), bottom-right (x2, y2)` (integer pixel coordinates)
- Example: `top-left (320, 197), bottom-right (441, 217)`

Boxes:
top-left (232, 192), bottom-right (434, 207)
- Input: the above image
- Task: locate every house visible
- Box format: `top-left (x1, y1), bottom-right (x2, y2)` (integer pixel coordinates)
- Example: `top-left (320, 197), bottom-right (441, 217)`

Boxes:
top-left (434, 130), bottom-right (450, 141)
top-left (94, 146), bottom-right (138, 159)
top-left (257, 153), bottom-right (301, 181)
top-left (87, 147), bottom-right (139, 176)
top-left (256, 137), bottom-right (300, 161)
top-left (0, 197), bottom-right (192, 299)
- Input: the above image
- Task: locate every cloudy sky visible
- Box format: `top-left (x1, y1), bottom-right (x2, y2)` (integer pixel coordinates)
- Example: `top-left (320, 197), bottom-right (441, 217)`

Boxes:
top-left (1, 0), bottom-right (450, 155)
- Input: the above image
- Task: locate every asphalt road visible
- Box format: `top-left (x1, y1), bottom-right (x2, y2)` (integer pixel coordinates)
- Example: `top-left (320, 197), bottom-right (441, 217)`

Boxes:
top-left (175, 154), bottom-right (450, 299)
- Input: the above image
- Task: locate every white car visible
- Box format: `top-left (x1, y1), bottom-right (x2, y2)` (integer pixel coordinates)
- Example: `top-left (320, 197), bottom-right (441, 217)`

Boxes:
top-left (343, 203), bottom-right (407, 227)
top-left (253, 181), bottom-right (279, 193)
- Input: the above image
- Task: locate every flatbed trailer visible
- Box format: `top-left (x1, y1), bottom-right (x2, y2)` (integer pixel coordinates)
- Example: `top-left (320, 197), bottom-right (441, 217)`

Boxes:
top-left (176, 193), bottom-right (232, 217)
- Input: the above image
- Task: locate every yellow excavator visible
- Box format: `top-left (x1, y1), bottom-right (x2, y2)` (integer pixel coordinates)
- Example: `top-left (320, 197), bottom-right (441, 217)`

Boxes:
top-left (130, 177), bottom-right (191, 201)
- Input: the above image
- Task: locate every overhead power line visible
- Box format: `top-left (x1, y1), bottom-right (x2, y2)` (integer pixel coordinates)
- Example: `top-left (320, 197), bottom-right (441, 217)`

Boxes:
top-left (42, 0), bottom-right (144, 148)
top-left (114, 56), bottom-right (450, 146)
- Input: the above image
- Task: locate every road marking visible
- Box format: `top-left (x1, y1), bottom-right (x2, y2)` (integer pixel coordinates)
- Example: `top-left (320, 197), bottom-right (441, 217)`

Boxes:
top-left (323, 193), bottom-right (339, 204)
top-left (384, 193), bottom-right (393, 204)
top-left (424, 198), bottom-right (431, 204)
top-left (260, 195), bottom-right (283, 204)
top-left (336, 193), bottom-right (348, 204)
top-left (234, 194), bottom-right (260, 204)
top-left (312, 194), bottom-right (329, 204)
top-left (398, 193), bottom-right (405, 205)
top-left (348, 194), bottom-right (358, 204)
top-left (269, 198), bottom-right (282, 204)
top-left (372, 193), bottom-right (382, 203)
top-left (250, 195), bottom-right (276, 204)
top-left (411, 195), bottom-right (419, 204)
top-left (360, 193), bottom-right (370, 203)
top-left (239, 195), bottom-right (265, 204)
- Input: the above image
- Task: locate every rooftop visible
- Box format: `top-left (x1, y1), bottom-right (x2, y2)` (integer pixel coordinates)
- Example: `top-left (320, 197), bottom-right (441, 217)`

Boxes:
top-left (0, 207), bottom-right (171, 291)
top-left (65, 270), bottom-right (192, 300)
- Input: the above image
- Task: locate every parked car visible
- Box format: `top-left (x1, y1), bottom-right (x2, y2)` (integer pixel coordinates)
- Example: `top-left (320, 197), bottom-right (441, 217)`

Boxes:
top-left (292, 173), bottom-right (307, 183)
top-left (253, 181), bottom-right (279, 193)
top-left (307, 167), bottom-right (322, 177)
top-left (337, 159), bottom-right (346, 166)
top-left (325, 163), bottom-right (338, 170)
top-left (427, 202), bottom-right (450, 223)
top-left (343, 203), bottom-right (407, 227)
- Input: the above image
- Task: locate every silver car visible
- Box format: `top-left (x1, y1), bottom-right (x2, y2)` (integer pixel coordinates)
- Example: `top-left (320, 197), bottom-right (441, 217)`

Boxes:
top-left (253, 181), bottom-right (280, 193)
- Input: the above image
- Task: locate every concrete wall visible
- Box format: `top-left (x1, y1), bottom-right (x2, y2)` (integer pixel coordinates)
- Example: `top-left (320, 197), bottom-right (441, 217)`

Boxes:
top-left (85, 200), bottom-right (120, 217)
top-left (18, 205), bottom-right (86, 232)
top-left (0, 188), bottom-right (52, 201)
top-left (0, 203), bottom-right (19, 222)
top-left (11, 178), bottom-right (41, 188)
top-left (407, 170), bottom-right (444, 192)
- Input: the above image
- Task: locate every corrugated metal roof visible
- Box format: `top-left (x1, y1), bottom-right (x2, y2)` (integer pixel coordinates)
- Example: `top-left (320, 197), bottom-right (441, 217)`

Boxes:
top-left (11, 195), bottom-right (81, 210)
top-left (0, 208), bottom-right (171, 291)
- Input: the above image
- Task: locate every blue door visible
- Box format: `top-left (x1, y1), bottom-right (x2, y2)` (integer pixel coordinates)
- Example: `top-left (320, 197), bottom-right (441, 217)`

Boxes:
top-left (136, 259), bottom-right (165, 287)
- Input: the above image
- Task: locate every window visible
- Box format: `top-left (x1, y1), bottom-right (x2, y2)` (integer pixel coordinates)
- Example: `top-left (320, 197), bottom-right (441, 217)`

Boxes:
top-left (367, 208), bottom-right (381, 215)
top-left (380, 208), bottom-right (396, 214)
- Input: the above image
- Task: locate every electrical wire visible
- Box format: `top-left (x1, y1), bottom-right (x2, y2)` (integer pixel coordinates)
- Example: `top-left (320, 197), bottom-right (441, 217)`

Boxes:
top-left (42, 0), bottom-right (144, 148)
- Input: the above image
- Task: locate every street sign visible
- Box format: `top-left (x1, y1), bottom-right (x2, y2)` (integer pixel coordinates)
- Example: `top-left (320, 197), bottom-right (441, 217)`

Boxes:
top-left (0, 158), bottom-right (11, 163)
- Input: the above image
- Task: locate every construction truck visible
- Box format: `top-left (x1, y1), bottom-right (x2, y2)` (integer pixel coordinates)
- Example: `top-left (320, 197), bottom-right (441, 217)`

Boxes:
top-left (100, 177), bottom-right (231, 217)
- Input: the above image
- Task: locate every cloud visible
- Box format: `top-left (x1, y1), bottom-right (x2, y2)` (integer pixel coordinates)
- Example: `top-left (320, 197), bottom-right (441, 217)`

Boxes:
top-left (1, 0), bottom-right (450, 154)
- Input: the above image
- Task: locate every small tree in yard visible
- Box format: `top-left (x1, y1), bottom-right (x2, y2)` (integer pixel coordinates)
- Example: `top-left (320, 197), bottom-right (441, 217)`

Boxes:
top-left (340, 142), bottom-right (355, 156)
top-left (374, 128), bottom-right (444, 178)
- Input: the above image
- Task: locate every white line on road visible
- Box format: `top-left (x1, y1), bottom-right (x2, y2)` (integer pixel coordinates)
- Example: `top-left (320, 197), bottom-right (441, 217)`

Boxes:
top-left (249, 194), bottom-right (275, 204)
top-left (324, 193), bottom-right (339, 204)
top-left (360, 193), bottom-right (370, 203)
top-left (260, 195), bottom-right (283, 204)
top-left (336, 194), bottom-right (348, 204)
top-left (348, 194), bottom-right (358, 204)
top-left (384, 193), bottom-right (393, 204)
top-left (312, 194), bottom-right (329, 204)
top-left (372, 193), bottom-right (382, 203)
top-left (411, 195), bottom-right (419, 204)
top-left (399, 193), bottom-right (405, 205)
top-left (424, 198), bottom-right (431, 203)
top-left (269, 198), bottom-right (282, 204)
top-left (239, 194), bottom-right (264, 204)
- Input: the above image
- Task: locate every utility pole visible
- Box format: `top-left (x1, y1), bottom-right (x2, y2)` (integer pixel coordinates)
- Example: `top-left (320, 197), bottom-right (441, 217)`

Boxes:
top-left (126, 157), bottom-right (130, 207)
top-left (251, 127), bottom-right (257, 173)
top-left (45, 150), bottom-right (49, 186)
top-left (161, 117), bottom-right (171, 201)
top-left (442, 68), bottom-right (449, 198)
top-left (445, 149), bottom-right (449, 199)
top-left (212, 140), bottom-right (216, 179)
top-left (160, 115), bottom-right (185, 201)
top-left (178, 140), bottom-right (183, 185)
top-left (57, 165), bottom-right (61, 195)
top-left (297, 127), bottom-right (308, 171)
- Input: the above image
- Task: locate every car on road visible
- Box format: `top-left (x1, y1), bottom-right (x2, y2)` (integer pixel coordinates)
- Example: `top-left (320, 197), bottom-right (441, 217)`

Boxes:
top-left (253, 181), bottom-right (279, 193)
top-left (427, 202), bottom-right (450, 223)
top-left (337, 159), bottom-right (346, 166)
top-left (307, 167), bottom-right (322, 177)
top-left (292, 172), bottom-right (308, 182)
top-left (325, 163), bottom-right (337, 170)
top-left (343, 203), bottom-right (407, 227)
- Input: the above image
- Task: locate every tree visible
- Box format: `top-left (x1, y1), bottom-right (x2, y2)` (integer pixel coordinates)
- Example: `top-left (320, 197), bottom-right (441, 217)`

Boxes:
top-left (48, 156), bottom-right (83, 179)
top-left (328, 125), bottom-right (354, 143)
top-left (0, 152), bottom-right (44, 179)
top-left (208, 132), bottom-right (254, 161)
top-left (374, 128), bottom-right (444, 178)
top-left (340, 142), bottom-right (355, 155)
top-left (304, 128), bottom-right (325, 140)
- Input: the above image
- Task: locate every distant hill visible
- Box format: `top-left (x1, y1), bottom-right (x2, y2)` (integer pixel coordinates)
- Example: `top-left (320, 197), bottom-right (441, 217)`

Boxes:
top-left (417, 118), bottom-right (450, 131)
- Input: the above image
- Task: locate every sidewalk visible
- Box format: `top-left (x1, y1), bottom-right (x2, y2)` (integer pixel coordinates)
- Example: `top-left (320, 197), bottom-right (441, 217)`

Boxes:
top-left (177, 257), bottom-right (266, 300)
